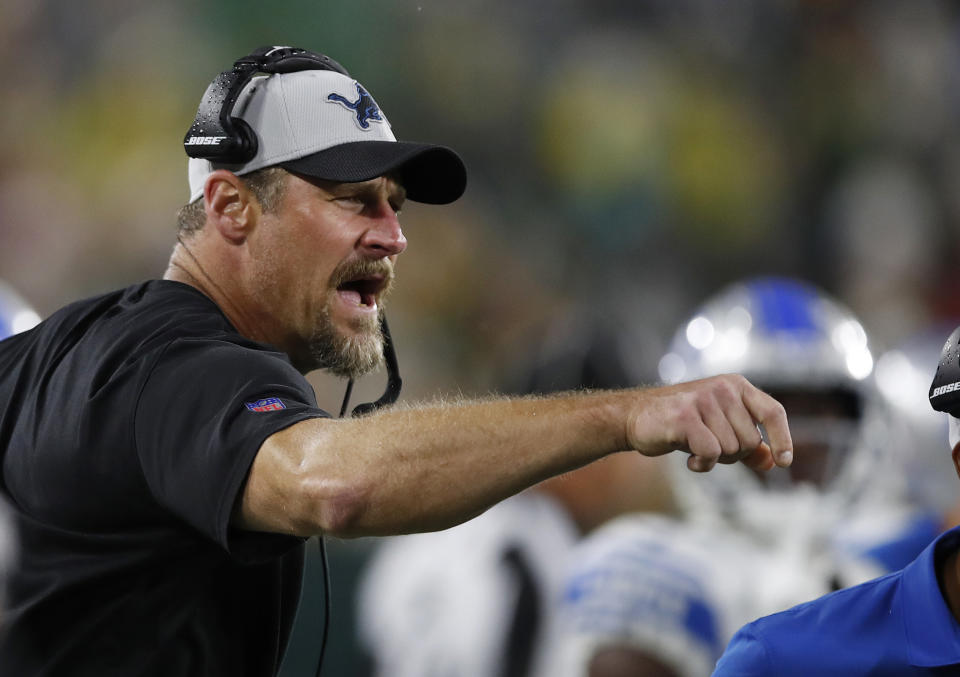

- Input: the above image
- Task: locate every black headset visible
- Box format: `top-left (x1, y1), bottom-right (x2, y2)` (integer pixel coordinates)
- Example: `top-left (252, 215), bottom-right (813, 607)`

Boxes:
top-left (183, 45), bottom-right (349, 164)
top-left (929, 325), bottom-right (960, 416)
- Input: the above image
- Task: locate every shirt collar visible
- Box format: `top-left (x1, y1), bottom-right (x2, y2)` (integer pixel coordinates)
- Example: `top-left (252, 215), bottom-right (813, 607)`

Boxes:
top-left (903, 525), bottom-right (960, 666)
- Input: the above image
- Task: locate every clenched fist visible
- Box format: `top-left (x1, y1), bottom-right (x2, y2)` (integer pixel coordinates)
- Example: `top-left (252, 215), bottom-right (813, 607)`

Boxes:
top-left (626, 374), bottom-right (793, 473)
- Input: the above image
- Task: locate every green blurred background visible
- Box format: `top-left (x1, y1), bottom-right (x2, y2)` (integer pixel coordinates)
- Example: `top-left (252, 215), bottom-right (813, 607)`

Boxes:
top-left (4, 0), bottom-right (960, 673)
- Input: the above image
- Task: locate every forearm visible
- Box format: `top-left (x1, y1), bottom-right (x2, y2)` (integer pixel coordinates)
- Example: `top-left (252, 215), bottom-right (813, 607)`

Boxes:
top-left (248, 389), bottom-right (632, 537)
top-left (239, 374), bottom-right (792, 538)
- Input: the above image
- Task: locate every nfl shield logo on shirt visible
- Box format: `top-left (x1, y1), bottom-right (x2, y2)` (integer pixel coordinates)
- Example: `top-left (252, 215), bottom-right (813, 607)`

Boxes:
top-left (245, 397), bottom-right (286, 412)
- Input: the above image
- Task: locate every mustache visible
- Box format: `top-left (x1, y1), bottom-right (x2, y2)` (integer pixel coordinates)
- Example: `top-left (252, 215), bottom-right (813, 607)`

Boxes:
top-left (329, 258), bottom-right (395, 289)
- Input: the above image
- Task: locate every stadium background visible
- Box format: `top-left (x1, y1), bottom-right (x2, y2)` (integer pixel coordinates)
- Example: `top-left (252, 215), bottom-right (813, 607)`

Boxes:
top-left (3, 0), bottom-right (960, 673)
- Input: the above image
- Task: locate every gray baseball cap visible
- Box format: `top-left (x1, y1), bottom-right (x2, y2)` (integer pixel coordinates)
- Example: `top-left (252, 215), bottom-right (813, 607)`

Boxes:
top-left (187, 69), bottom-right (466, 204)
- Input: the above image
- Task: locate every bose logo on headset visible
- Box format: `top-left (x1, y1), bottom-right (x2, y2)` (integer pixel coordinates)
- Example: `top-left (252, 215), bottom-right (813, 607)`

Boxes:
top-left (184, 136), bottom-right (228, 146)
top-left (932, 380), bottom-right (960, 398)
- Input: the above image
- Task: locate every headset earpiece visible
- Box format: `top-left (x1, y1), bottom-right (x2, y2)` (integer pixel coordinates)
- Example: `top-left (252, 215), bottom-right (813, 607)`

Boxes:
top-left (930, 325), bottom-right (960, 416)
top-left (184, 67), bottom-right (260, 163)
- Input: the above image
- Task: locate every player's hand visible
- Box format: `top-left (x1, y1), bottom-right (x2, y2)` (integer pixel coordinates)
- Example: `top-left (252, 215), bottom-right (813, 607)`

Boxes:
top-left (626, 374), bottom-right (793, 473)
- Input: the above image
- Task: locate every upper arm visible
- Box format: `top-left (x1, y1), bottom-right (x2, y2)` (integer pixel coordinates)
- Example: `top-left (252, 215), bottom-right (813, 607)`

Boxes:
top-left (234, 416), bottom-right (355, 537)
top-left (135, 338), bottom-right (328, 550)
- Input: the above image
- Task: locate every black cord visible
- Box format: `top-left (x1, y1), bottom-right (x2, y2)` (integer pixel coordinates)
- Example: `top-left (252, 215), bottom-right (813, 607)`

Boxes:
top-left (338, 379), bottom-right (355, 418)
top-left (311, 382), bottom-right (353, 677)
top-left (313, 314), bottom-right (402, 677)
top-left (350, 316), bottom-right (402, 416)
top-left (313, 536), bottom-right (331, 677)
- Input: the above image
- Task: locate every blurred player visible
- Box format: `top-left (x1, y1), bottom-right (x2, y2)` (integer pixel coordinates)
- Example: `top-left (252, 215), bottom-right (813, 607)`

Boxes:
top-left (356, 314), bottom-right (676, 677)
top-left (712, 322), bottom-right (960, 675)
top-left (553, 276), bottom-right (928, 677)
top-left (0, 281), bottom-right (41, 618)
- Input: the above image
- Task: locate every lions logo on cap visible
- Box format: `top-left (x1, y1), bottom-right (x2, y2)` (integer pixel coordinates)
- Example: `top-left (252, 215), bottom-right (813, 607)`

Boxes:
top-left (327, 83), bottom-right (384, 130)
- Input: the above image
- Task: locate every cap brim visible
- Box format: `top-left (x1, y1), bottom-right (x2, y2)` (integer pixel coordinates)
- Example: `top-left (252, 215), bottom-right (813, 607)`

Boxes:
top-left (280, 141), bottom-right (466, 205)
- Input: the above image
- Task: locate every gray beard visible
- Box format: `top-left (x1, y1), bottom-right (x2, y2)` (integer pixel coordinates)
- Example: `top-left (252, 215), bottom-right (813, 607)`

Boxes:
top-left (307, 304), bottom-right (384, 379)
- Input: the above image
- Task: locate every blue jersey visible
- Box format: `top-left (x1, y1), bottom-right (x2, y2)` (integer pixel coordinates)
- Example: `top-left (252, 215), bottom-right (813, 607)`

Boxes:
top-left (713, 526), bottom-right (960, 676)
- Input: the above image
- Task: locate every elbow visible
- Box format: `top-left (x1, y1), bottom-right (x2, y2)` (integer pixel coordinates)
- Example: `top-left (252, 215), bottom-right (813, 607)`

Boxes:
top-left (295, 475), bottom-right (373, 538)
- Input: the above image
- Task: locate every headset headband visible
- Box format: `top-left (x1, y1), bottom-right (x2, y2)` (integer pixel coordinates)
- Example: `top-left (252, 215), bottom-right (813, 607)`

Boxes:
top-left (183, 46), bottom-right (349, 164)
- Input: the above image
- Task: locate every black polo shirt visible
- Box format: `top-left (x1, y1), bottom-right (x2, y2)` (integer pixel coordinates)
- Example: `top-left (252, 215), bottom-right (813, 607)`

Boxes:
top-left (0, 280), bottom-right (330, 676)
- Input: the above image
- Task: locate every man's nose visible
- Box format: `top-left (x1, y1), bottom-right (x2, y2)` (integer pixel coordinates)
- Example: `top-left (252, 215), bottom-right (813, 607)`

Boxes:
top-left (359, 205), bottom-right (407, 257)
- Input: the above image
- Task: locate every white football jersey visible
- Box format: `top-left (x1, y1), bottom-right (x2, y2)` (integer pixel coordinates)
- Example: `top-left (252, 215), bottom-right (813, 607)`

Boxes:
top-left (357, 491), bottom-right (580, 677)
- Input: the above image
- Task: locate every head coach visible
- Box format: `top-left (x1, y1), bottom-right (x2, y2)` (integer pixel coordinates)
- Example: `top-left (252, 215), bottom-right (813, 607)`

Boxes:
top-left (0, 46), bottom-right (793, 676)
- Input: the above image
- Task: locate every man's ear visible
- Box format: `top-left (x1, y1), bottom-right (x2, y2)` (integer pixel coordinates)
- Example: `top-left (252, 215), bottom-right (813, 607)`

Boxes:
top-left (203, 170), bottom-right (260, 244)
top-left (952, 442), bottom-right (960, 480)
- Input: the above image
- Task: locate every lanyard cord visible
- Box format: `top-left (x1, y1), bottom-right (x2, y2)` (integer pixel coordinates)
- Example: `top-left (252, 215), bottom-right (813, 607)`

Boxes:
top-left (311, 536), bottom-right (331, 677)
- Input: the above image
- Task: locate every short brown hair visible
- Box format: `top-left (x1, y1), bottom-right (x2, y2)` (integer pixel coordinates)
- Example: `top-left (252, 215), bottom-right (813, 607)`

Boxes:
top-left (175, 167), bottom-right (290, 237)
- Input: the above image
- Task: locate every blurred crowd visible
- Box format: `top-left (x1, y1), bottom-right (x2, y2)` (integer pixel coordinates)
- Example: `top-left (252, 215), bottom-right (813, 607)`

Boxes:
top-left (4, 1), bottom-right (960, 400)
top-left (4, 0), bottom-right (960, 674)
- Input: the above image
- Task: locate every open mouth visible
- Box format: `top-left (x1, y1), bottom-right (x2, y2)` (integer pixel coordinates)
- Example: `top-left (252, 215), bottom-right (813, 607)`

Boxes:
top-left (336, 274), bottom-right (388, 310)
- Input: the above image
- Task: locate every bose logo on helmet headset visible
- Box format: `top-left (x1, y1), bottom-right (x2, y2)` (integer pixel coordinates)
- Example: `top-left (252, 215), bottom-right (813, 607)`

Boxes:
top-left (932, 380), bottom-right (960, 398)
top-left (929, 325), bottom-right (960, 416)
top-left (184, 136), bottom-right (228, 146)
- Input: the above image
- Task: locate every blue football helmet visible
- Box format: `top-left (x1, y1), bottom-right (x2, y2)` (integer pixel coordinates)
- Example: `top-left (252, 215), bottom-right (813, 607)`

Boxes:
top-left (657, 276), bottom-right (890, 532)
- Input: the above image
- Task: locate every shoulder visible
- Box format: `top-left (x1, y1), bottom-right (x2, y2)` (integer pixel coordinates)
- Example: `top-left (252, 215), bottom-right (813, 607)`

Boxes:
top-left (128, 282), bottom-right (317, 425)
top-left (131, 281), bottom-right (300, 378)
top-left (29, 280), bottom-right (248, 367)
top-left (565, 513), bottom-right (754, 598)
top-left (124, 281), bottom-right (244, 347)
top-left (559, 515), bottom-right (758, 677)
top-left (713, 571), bottom-right (904, 676)
top-left (711, 621), bottom-right (771, 677)
top-left (569, 513), bottom-right (756, 584)
top-left (767, 569), bottom-right (903, 634)
top-left (0, 281), bottom-right (270, 416)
